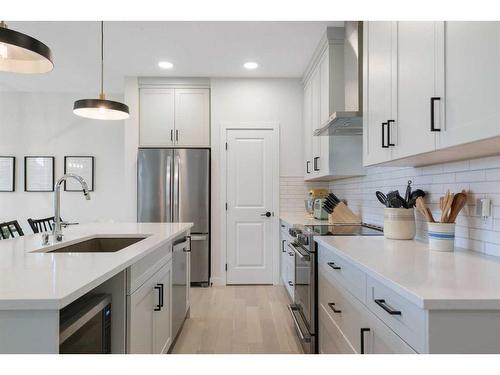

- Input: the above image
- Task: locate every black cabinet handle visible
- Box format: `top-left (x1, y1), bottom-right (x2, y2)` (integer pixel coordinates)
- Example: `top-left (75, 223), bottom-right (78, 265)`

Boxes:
top-left (313, 157), bottom-right (320, 171)
top-left (430, 97), bottom-right (441, 132)
top-left (282, 240), bottom-right (286, 253)
top-left (175, 129), bottom-right (179, 141)
top-left (328, 302), bottom-right (342, 313)
top-left (288, 281), bottom-right (294, 287)
top-left (374, 299), bottom-right (401, 315)
top-left (306, 161), bottom-right (311, 174)
top-left (158, 283), bottom-right (164, 307)
top-left (328, 261), bottom-right (341, 270)
top-left (170, 129), bottom-right (174, 142)
top-left (387, 120), bottom-right (395, 146)
top-left (360, 328), bottom-right (370, 354)
top-left (154, 284), bottom-right (162, 311)
top-left (381, 122), bottom-right (389, 148)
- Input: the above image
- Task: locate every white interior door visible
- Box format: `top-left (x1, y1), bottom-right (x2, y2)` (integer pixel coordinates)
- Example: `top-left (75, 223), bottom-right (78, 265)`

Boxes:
top-left (226, 128), bottom-right (276, 284)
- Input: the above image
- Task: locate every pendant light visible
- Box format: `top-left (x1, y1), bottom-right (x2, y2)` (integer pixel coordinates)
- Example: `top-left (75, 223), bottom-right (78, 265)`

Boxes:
top-left (0, 21), bottom-right (53, 74)
top-left (73, 21), bottom-right (129, 121)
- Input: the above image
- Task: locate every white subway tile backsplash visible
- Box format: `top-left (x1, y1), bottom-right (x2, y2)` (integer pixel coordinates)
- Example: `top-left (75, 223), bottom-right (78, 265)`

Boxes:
top-left (327, 154), bottom-right (500, 257)
top-left (455, 170), bottom-right (486, 182)
top-left (279, 176), bottom-right (329, 214)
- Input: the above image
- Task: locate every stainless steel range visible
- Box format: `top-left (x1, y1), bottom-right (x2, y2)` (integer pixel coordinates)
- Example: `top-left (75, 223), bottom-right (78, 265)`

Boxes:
top-left (287, 223), bottom-right (383, 354)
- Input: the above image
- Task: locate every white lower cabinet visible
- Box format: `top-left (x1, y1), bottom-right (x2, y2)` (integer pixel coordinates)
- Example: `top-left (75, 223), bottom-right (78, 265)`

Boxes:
top-left (319, 266), bottom-right (416, 354)
top-left (128, 261), bottom-right (172, 354)
top-left (126, 239), bottom-right (180, 354)
top-left (280, 222), bottom-right (294, 301)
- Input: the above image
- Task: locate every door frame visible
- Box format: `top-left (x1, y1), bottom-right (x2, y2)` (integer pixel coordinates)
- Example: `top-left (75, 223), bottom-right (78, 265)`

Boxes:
top-left (220, 122), bottom-right (280, 285)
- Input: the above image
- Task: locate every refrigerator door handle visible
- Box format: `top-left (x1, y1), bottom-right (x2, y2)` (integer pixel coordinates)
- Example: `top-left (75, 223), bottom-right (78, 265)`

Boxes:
top-left (166, 154), bottom-right (172, 222)
top-left (190, 234), bottom-right (208, 241)
top-left (173, 153), bottom-right (180, 222)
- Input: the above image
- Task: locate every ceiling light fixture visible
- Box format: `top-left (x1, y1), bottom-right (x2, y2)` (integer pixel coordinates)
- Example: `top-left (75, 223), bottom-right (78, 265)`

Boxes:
top-left (158, 61), bottom-right (173, 69)
top-left (73, 21), bottom-right (129, 121)
top-left (244, 61), bottom-right (258, 70)
top-left (0, 21), bottom-right (53, 74)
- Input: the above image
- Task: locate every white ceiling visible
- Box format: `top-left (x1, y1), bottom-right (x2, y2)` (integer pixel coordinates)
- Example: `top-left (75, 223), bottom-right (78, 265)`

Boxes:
top-left (0, 21), bottom-right (343, 93)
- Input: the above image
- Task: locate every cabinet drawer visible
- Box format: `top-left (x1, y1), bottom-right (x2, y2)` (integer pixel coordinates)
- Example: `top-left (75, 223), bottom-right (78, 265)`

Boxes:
top-left (318, 244), bottom-right (366, 302)
top-left (319, 268), bottom-right (365, 352)
top-left (366, 275), bottom-right (425, 353)
top-left (319, 303), bottom-right (356, 354)
top-left (127, 242), bottom-right (172, 295)
top-left (364, 307), bottom-right (417, 354)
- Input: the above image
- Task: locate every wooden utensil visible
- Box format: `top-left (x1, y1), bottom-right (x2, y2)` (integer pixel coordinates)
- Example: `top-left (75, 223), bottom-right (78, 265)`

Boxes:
top-left (446, 191), bottom-right (468, 223)
top-left (416, 197), bottom-right (435, 223)
top-left (440, 190), bottom-right (454, 223)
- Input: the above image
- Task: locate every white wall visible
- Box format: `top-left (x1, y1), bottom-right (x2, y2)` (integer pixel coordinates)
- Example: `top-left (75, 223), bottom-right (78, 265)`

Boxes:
top-left (210, 78), bottom-right (303, 285)
top-left (0, 92), bottom-right (128, 233)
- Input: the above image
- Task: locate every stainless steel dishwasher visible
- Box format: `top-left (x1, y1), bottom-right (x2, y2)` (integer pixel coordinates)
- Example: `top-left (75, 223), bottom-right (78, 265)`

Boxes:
top-left (171, 235), bottom-right (191, 342)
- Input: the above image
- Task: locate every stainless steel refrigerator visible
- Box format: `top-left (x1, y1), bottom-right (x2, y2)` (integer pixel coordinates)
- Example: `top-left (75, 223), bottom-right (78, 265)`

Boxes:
top-left (138, 148), bottom-right (210, 286)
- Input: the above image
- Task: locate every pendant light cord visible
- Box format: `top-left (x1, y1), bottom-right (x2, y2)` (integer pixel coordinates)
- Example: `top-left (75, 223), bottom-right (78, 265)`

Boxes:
top-left (100, 20), bottom-right (104, 98)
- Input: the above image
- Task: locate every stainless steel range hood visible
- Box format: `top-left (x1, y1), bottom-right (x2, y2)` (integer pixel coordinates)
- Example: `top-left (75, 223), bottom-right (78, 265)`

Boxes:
top-left (314, 21), bottom-right (363, 136)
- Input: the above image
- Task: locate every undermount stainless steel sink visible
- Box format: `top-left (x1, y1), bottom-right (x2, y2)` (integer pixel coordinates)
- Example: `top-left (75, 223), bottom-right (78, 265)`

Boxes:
top-left (47, 237), bottom-right (146, 253)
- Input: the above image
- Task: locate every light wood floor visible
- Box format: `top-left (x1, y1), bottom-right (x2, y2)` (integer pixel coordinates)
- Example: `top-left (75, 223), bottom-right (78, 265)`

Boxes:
top-left (171, 285), bottom-right (303, 354)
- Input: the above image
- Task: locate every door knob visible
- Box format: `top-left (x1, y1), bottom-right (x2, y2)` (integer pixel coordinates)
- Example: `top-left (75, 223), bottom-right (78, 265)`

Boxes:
top-left (261, 212), bottom-right (272, 218)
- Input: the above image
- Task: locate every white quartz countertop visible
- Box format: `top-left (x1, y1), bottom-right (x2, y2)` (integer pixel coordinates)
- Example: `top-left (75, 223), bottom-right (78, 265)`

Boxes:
top-left (280, 212), bottom-right (329, 227)
top-left (0, 222), bottom-right (192, 310)
top-left (315, 236), bottom-right (500, 310)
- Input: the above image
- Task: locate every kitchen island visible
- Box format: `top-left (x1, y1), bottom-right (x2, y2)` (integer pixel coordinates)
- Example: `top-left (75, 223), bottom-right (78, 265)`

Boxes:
top-left (0, 222), bottom-right (193, 354)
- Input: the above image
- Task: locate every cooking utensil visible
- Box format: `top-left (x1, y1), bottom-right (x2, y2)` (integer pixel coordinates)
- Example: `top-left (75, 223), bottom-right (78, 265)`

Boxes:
top-left (416, 197), bottom-right (435, 222)
top-left (440, 190), bottom-right (454, 223)
top-left (388, 196), bottom-right (405, 208)
top-left (446, 191), bottom-right (468, 223)
top-left (404, 180), bottom-right (412, 206)
top-left (387, 190), bottom-right (407, 208)
top-left (408, 189), bottom-right (426, 208)
top-left (376, 191), bottom-right (388, 207)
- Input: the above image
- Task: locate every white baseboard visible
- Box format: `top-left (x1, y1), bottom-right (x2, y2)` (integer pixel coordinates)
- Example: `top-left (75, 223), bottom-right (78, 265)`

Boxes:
top-left (210, 276), bottom-right (225, 286)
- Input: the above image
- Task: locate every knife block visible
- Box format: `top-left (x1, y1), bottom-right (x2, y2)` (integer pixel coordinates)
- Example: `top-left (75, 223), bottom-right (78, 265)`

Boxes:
top-left (328, 202), bottom-right (361, 224)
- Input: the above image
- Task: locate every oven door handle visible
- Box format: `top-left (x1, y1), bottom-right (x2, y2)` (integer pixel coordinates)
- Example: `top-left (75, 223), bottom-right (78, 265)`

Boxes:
top-left (287, 304), bottom-right (311, 343)
top-left (288, 243), bottom-right (310, 261)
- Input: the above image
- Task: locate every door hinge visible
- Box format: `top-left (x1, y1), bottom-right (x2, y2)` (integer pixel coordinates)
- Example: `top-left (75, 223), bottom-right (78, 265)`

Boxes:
top-left (225, 142), bottom-right (228, 150)
top-left (225, 264), bottom-right (228, 272)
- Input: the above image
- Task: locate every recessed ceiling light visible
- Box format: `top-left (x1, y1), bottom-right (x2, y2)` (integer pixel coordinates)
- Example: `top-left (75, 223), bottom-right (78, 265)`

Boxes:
top-left (244, 61), bottom-right (258, 70)
top-left (158, 61), bottom-right (174, 69)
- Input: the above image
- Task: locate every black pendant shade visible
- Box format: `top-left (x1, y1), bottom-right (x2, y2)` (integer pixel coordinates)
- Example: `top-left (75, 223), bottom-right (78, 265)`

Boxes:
top-left (73, 21), bottom-right (129, 121)
top-left (0, 22), bottom-right (54, 74)
top-left (73, 97), bottom-right (130, 121)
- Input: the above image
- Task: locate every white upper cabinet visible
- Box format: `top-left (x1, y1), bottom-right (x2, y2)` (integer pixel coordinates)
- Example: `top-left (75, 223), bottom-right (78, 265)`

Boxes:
top-left (364, 21), bottom-right (500, 167)
top-left (310, 67), bottom-right (322, 177)
top-left (363, 21), bottom-right (394, 165)
top-left (139, 87), bottom-right (210, 147)
top-left (139, 88), bottom-right (175, 146)
top-left (391, 22), bottom-right (443, 160)
top-left (441, 22), bottom-right (500, 148)
top-left (363, 21), bottom-right (444, 166)
top-left (303, 80), bottom-right (313, 178)
top-left (174, 89), bottom-right (210, 147)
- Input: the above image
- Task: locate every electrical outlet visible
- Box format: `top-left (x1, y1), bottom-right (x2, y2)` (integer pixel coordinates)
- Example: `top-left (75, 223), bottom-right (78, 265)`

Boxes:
top-left (476, 198), bottom-right (491, 218)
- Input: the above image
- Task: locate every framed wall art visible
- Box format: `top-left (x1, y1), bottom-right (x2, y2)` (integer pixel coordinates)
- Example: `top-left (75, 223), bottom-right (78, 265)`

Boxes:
top-left (24, 156), bottom-right (55, 192)
top-left (64, 156), bottom-right (95, 191)
top-left (0, 156), bottom-right (15, 192)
